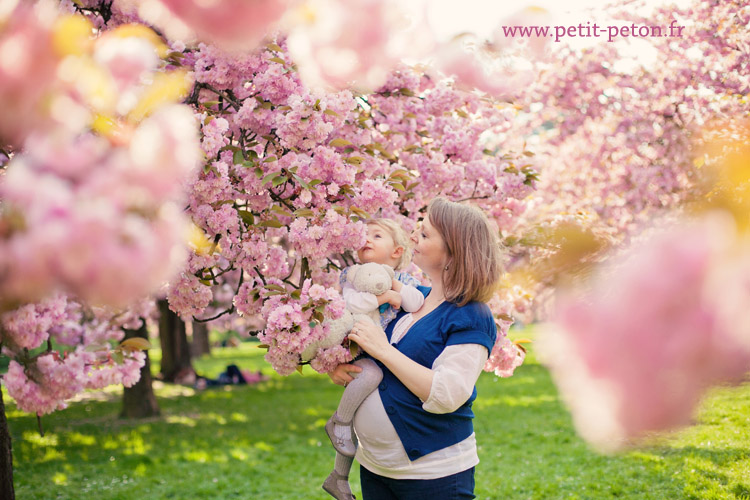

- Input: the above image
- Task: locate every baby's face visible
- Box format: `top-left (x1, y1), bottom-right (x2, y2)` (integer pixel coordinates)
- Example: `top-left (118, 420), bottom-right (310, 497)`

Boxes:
top-left (357, 225), bottom-right (397, 265)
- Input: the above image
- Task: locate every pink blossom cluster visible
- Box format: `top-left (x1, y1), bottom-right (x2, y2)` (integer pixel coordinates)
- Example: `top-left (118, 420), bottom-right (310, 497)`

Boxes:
top-left (1, 295), bottom-right (67, 350)
top-left (166, 273), bottom-right (214, 322)
top-left (485, 336), bottom-right (526, 378)
top-left (540, 213), bottom-right (750, 452)
top-left (257, 279), bottom-right (348, 375)
top-left (1, 292), bottom-right (150, 415)
top-left (288, 212), bottom-right (366, 260)
top-left (4, 348), bottom-right (145, 415)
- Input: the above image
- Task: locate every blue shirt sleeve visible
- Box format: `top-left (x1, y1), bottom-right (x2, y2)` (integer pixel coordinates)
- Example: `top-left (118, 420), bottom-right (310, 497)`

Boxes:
top-left (444, 302), bottom-right (497, 353)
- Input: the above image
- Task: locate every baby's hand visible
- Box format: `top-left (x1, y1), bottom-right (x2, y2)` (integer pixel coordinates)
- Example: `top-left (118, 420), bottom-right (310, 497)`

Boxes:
top-left (391, 278), bottom-right (403, 292)
top-left (385, 290), bottom-right (402, 309)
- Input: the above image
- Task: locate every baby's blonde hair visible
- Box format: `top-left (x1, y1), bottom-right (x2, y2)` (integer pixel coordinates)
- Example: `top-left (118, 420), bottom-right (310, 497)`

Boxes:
top-left (365, 218), bottom-right (412, 270)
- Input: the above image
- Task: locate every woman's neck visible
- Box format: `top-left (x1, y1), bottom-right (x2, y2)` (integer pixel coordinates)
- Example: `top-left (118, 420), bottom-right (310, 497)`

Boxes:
top-left (426, 279), bottom-right (446, 304)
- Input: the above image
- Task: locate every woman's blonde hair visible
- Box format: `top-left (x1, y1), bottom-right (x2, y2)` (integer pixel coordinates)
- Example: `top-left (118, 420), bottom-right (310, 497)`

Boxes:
top-left (366, 218), bottom-right (412, 270)
top-left (427, 198), bottom-right (502, 306)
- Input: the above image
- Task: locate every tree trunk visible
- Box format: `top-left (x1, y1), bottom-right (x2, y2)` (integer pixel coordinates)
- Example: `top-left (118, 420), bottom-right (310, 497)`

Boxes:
top-left (190, 321), bottom-right (211, 359)
top-left (0, 387), bottom-right (15, 500)
top-left (121, 319), bottom-right (160, 418)
top-left (157, 299), bottom-right (194, 383)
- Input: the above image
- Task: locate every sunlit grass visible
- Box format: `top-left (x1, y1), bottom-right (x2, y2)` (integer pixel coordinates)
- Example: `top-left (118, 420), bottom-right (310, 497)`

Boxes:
top-left (5, 332), bottom-right (750, 499)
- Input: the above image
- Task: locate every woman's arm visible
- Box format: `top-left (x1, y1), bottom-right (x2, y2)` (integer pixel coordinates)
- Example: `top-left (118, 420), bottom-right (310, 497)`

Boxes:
top-left (423, 344), bottom-right (488, 413)
top-left (348, 319), bottom-right (434, 401)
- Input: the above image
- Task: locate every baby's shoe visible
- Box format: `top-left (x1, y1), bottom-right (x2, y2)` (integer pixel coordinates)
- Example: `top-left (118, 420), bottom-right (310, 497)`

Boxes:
top-left (322, 471), bottom-right (356, 500)
top-left (325, 412), bottom-right (357, 457)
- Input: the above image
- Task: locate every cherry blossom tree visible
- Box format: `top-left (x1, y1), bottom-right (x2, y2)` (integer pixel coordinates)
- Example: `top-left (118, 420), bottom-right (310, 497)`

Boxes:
top-left (166, 37), bottom-right (536, 376)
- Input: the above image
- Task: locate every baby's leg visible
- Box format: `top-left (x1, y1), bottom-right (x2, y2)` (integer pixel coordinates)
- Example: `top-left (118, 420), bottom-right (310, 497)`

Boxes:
top-left (326, 358), bottom-right (383, 457)
top-left (337, 358), bottom-right (383, 422)
top-left (322, 451), bottom-right (356, 500)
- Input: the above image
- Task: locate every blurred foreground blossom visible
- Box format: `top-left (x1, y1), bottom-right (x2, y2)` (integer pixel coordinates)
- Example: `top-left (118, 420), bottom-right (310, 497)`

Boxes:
top-left (284, 0), bottom-right (433, 92)
top-left (0, 4), bottom-right (200, 310)
top-left (124, 0), bottom-right (293, 50)
top-left (539, 212), bottom-right (750, 452)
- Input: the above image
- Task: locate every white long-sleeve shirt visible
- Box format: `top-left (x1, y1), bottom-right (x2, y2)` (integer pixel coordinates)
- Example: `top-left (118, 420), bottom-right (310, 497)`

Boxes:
top-left (353, 312), bottom-right (489, 479)
top-left (342, 281), bottom-right (424, 315)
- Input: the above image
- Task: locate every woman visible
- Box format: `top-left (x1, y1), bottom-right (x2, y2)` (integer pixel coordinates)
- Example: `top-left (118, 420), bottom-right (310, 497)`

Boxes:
top-left (330, 197), bottom-right (502, 500)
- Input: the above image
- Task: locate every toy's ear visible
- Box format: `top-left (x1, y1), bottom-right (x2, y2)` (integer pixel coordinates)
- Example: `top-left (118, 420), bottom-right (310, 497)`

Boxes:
top-left (383, 265), bottom-right (395, 279)
top-left (346, 265), bottom-right (360, 284)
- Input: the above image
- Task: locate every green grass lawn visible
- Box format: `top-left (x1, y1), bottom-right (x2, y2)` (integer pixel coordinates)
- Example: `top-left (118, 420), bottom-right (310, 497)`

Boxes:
top-left (6, 334), bottom-right (750, 499)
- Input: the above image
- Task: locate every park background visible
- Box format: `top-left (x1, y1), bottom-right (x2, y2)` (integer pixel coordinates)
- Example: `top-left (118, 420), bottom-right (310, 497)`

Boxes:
top-left (1, 0), bottom-right (749, 498)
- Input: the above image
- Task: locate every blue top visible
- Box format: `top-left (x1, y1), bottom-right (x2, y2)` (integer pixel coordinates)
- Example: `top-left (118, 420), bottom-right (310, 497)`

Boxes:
top-left (375, 286), bottom-right (497, 461)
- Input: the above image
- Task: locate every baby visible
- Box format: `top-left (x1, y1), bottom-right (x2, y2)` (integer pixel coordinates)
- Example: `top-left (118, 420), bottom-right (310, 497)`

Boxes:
top-left (323, 218), bottom-right (424, 500)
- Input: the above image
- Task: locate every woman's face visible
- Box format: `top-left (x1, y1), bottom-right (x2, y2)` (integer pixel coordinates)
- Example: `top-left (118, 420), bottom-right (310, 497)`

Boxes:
top-left (411, 216), bottom-right (449, 276)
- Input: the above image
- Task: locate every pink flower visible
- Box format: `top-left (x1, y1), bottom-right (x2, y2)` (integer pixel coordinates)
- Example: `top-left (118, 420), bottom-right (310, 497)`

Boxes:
top-left (539, 214), bottom-right (750, 452)
top-left (310, 344), bottom-right (353, 374)
top-left (152, 0), bottom-right (290, 49)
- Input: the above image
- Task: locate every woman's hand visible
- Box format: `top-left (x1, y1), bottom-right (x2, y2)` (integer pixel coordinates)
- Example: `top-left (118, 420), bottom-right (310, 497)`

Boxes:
top-left (328, 363), bottom-right (362, 386)
top-left (348, 320), bottom-right (392, 361)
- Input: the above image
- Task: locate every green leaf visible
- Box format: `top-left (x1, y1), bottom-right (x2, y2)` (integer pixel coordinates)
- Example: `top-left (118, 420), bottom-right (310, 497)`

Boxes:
top-left (294, 175), bottom-right (311, 190)
top-left (271, 204), bottom-right (293, 217)
top-left (271, 175), bottom-right (287, 187)
top-left (290, 289), bottom-right (302, 300)
top-left (265, 284), bottom-right (286, 292)
top-left (261, 172), bottom-right (279, 185)
top-left (293, 208), bottom-right (315, 217)
top-left (323, 109), bottom-right (341, 117)
top-left (391, 182), bottom-right (406, 192)
top-left (344, 156), bottom-right (364, 165)
top-left (263, 156), bottom-right (278, 163)
top-left (350, 206), bottom-right (371, 219)
top-left (267, 43), bottom-right (283, 52)
top-left (239, 210), bottom-right (255, 225)
top-left (329, 138), bottom-right (353, 148)
top-left (111, 351), bottom-right (124, 365)
top-left (233, 150), bottom-right (244, 164)
top-left (269, 57), bottom-right (286, 65)
top-left (399, 88), bottom-right (415, 97)
top-left (85, 343), bottom-right (108, 352)
top-left (258, 218), bottom-right (284, 228)
top-left (309, 321), bottom-right (318, 328)
top-left (255, 167), bottom-right (264, 179)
